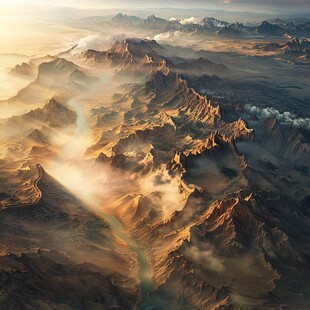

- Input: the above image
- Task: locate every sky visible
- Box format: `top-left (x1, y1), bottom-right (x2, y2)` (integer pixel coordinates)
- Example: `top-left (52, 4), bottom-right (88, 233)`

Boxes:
top-left (0, 0), bottom-right (309, 55)
top-left (1, 0), bottom-right (310, 15)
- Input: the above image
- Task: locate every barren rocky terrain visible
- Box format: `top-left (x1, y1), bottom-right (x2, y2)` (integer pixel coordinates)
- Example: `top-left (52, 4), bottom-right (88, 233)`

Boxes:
top-left (1, 11), bottom-right (310, 310)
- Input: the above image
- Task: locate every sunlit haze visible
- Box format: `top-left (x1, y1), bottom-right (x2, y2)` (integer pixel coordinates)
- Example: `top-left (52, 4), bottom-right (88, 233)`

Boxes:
top-left (0, 0), bottom-right (310, 309)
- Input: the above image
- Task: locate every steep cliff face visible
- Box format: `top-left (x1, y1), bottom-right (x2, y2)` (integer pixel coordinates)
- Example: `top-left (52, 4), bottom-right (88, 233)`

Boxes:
top-left (138, 186), bottom-right (310, 309)
top-left (140, 63), bottom-right (254, 141)
top-left (97, 64), bottom-right (310, 307)
top-left (253, 38), bottom-right (310, 62)
top-left (150, 73), bottom-right (223, 125)
top-left (263, 118), bottom-right (310, 160)
top-left (79, 39), bottom-right (165, 80)
top-left (37, 58), bottom-right (95, 88)
top-left (176, 57), bottom-right (230, 77)
top-left (0, 168), bottom-right (140, 309)
top-left (256, 21), bottom-right (285, 36)
top-left (94, 62), bottom-right (253, 179)
top-left (2, 30), bottom-right (310, 310)
top-left (79, 38), bottom-right (229, 81)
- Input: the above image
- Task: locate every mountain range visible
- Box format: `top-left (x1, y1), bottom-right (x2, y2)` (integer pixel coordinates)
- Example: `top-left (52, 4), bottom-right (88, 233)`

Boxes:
top-left (1, 15), bottom-right (310, 310)
top-left (81, 13), bottom-right (310, 38)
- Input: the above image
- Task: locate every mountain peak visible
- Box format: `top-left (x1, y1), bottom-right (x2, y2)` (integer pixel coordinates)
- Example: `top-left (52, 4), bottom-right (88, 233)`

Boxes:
top-left (156, 59), bottom-right (170, 75)
top-left (25, 98), bottom-right (77, 128)
top-left (146, 15), bottom-right (157, 21)
top-left (111, 13), bottom-right (141, 24)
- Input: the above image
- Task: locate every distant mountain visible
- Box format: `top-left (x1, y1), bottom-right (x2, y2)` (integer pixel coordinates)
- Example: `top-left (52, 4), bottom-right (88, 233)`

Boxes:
top-left (80, 37), bottom-right (230, 81)
top-left (0, 168), bottom-right (139, 308)
top-left (263, 118), bottom-right (310, 160)
top-left (10, 62), bottom-right (36, 77)
top-left (256, 21), bottom-right (286, 36)
top-left (268, 18), bottom-right (290, 26)
top-left (74, 13), bottom-right (310, 39)
top-left (80, 38), bottom-right (163, 65)
top-left (293, 22), bottom-right (310, 37)
top-left (109, 14), bottom-right (231, 33)
top-left (217, 26), bottom-right (243, 38)
top-left (254, 38), bottom-right (310, 62)
top-left (79, 49), bottom-right (107, 65)
top-left (283, 38), bottom-right (310, 60)
top-left (79, 38), bottom-right (171, 82)
top-left (24, 98), bottom-right (77, 128)
top-left (29, 54), bottom-right (56, 66)
top-left (256, 20), bottom-right (310, 37)
top-left (201, 17), bottom-right (229, 30)
top-left (38, 58), bottom-right (81, 79)
top-left (176, 57), bottom-right (229, 77)
top-left (111, 13), bottom-right (142, 25)
top-left (141, 15), bottom-right (170, 30)
top-left (268, 17), bottom-right (310, 26)
top-left (230, 21), bottom-right (247, 31)
top-left (37, 57), bottom-right (96, 88)
top-left (254, 42), bottom-right (282, 51)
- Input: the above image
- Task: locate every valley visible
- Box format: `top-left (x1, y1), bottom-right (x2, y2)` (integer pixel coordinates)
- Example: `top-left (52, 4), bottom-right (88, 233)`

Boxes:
top-left (0, 8), bottom-right (310, 310)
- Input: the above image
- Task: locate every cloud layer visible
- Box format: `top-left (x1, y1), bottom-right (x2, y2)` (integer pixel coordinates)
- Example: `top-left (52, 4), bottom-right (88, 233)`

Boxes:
top-left (245, 104), bottom-right (310, 129)
top-left (153, 31), bottom-right (181, 42)
top-left (74, 33), bottom-right (127, 54)
top-left (170, 17), bottom-right (202, 25)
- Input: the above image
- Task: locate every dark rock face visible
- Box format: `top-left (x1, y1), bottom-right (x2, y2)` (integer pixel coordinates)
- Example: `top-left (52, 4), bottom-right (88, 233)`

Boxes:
top-left (283, 38), bottom-right (310, 60)
top-left (0, 169), bottom-right (139, 309)
top-left (111, 13), bottom-right (142, 25)
top-left (217, 26), bottom-right (243, 38)
top-left (263, 118), bottom-right (310, 160)
top-left (257, 21), bottom-right (285, 36)
top-left (0, 251), bottom-right (136, 310)
top-left (253, 37), bottom-right (310, 62)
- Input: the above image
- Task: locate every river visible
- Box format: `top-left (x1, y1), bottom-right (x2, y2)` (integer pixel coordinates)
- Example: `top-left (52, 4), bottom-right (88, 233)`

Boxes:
top-left (65, 76), bottom-right (156, 309)
top-left (100, 211), bottom-right (156, 309)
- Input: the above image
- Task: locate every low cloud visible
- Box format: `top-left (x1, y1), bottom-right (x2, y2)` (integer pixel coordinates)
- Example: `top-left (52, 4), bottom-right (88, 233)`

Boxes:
top-left (74, 33), bottom-right (127, 54)
top-left (245, 104), bottom-right (310, 129)
top-left (180, 17), bottom-right (202, 25)
top-left (153, 31), bottom-right (181, 42)
top-left (170, 17), bottom-right (202, 25)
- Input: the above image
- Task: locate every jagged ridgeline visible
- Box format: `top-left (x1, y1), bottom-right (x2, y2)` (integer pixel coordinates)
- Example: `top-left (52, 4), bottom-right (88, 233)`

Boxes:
top-left (0, 14), bottom-right (310, 310)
